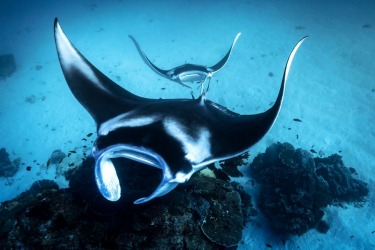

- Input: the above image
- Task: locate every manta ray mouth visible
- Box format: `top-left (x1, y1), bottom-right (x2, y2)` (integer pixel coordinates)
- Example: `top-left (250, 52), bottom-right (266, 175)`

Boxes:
top-left (93, 144), bottom-right (179, 204)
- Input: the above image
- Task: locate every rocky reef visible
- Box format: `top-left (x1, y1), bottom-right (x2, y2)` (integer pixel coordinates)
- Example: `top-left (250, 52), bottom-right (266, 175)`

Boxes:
top-left (0, 141), bottom-right (370, 247)
top-left (250, 142), bottom-right (369, 236)
top-left (49, 149), bottom-right (66, 165)
top-left (219, 152), bottom-right (249, 178)
top-left (0, 157), bottom-right (254, 249)
top-left (0, 148), bottom-right (21, 177)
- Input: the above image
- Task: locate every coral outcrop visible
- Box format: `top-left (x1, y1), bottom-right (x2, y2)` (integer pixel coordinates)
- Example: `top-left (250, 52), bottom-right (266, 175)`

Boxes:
top-left (0, 148), bottom-right (20, 177)
top-left (0, 157), bottom-right (254, 249)
top-left (250, 142), bottom-right (369, 236)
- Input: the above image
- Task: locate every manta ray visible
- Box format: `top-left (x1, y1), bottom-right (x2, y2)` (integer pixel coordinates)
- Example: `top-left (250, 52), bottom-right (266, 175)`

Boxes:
top-left (129, 33), bottom-right (241, 91)
top-left (54, 18), bottom-right (306, 204)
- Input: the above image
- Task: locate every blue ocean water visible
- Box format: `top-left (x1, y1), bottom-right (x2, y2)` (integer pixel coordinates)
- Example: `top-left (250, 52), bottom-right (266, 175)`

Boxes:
top-left (1, 0), bottom-right (374, 249)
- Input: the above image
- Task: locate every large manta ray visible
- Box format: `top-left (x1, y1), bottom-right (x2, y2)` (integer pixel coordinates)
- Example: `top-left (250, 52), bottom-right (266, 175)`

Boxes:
top-left (54, 18), bottom-right (306, 204)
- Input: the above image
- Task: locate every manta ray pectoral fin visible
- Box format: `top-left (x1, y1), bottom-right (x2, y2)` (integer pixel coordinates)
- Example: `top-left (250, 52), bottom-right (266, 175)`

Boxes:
top-left (209, 32), bottom-right (241, 72)
top-left (128, 35), bottom-right (170, 78)
top-left (54, 19), bottom-right (147, 126)
top-left (241, 36), bottom-right (308, 144)
top-left (282, 36), bottom-right (308, 84)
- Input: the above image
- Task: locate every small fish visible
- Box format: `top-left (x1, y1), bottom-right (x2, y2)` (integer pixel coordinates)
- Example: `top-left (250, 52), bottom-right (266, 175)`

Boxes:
top-left (33, 160), bottom-right (37, 163)
top-left (282, 239), bottom-right (286, 245)
top-left (69, 150), bottom-right (76, 153)
top-left (87, 132), bottom-right (93, 137)
top-left (293, 118), bottom-right (302, 122)
top-left (68, 153), bottom-right (71, 157)
top-left (82, 138), bottom-right (87, 141)
top-left (68, 163), bottom-right (74, 167)
top-left (59, 158), bottom-right (64, 164)
top-left (372, 230), bottom-right (375, 234)
top-left (83, 145), bottom-right (87, 148)
top-left (265, 243), bottom-right (272, 248)
top-left (47, 159), bottom-right (51, 167)
top-left (350, 236), bottom-right (354, 239)
top-left (310, 149), bottom-right (317, 154)
top-left (26, 166), bottom-right (32, 171)
top-left (296, 134), bottom-right (299, 139)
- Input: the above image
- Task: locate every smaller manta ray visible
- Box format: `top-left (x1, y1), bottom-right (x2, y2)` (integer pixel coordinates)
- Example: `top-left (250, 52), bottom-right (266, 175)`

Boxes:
top-left (129, 33), bottom-right (241, 91)
top-left (54, 18), bottom-right (306, 204)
